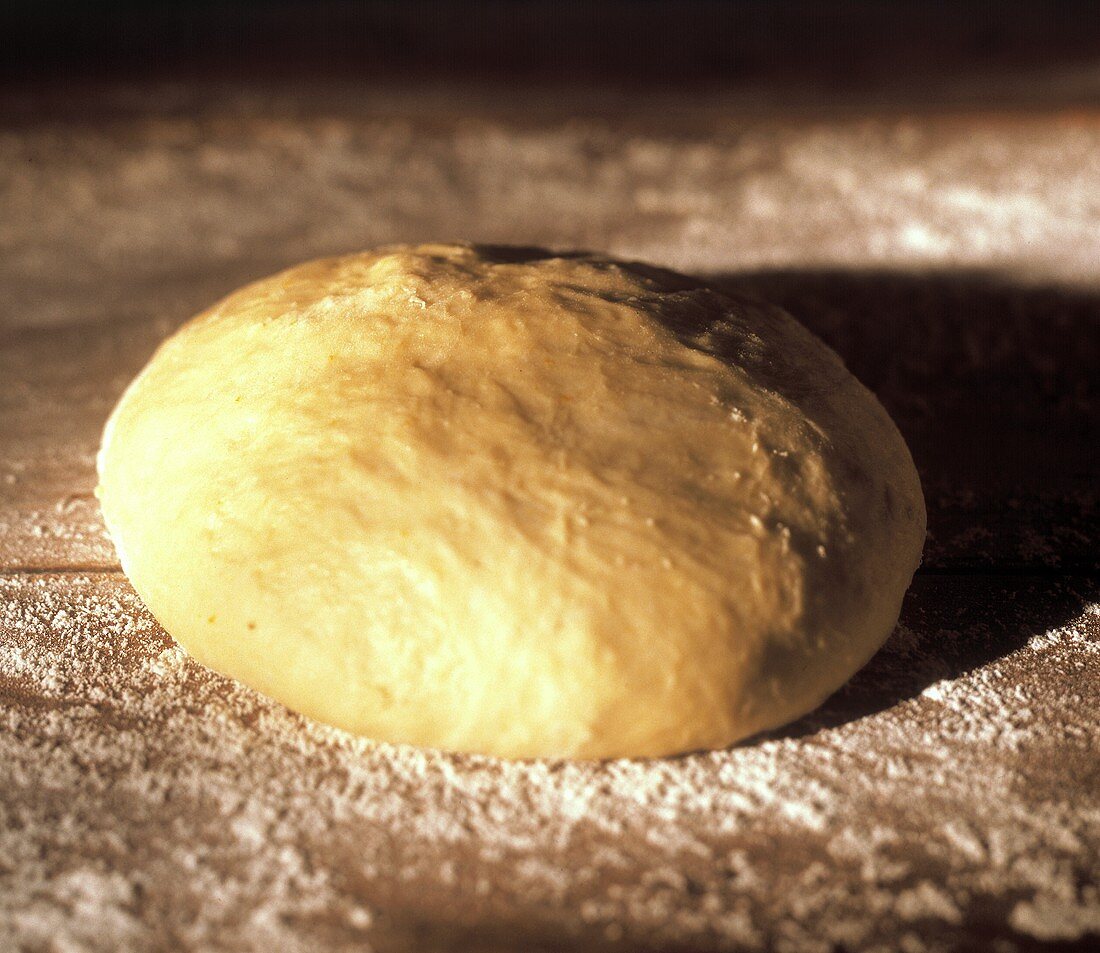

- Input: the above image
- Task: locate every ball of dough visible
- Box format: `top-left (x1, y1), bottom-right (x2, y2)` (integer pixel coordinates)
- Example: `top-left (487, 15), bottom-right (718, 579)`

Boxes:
top-left (97, 244), bottom-right (925, 759)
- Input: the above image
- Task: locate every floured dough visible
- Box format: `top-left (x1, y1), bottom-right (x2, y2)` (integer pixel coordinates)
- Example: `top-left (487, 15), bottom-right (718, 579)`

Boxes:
top-left (97, 244), bottom-right (925, 759)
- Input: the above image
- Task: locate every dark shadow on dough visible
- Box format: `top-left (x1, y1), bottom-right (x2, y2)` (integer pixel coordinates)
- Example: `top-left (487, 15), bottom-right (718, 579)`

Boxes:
top-left (472, 243), bottom-right (733, 296)
top-left (470, 243), bottom-right (577, 265)
top-left (690, 268), bottom-right (1099, 742)
top-left (706, 269), bottom-right (1099, 573)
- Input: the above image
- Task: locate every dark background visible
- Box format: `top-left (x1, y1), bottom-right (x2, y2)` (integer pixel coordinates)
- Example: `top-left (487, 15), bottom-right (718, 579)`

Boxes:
top-left (6, 1), bottom-right (1100, 102)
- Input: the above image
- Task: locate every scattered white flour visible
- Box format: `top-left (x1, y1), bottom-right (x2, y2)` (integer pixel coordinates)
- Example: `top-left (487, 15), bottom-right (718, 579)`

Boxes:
top-left (4, 100), bottom-right (1100, 340)
top-left (1, 573), bottom-right (1097, 952)
top-left (1, 88), bottom-right (1098, 951)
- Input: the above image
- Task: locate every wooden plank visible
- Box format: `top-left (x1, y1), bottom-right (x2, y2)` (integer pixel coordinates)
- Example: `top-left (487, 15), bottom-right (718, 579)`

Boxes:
top-left (1, 572), bottom-right (1097, 951)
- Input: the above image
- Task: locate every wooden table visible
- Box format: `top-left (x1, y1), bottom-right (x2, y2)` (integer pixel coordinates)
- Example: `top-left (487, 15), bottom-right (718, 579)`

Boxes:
top-left (1, 80), bottom-right (1097, 952)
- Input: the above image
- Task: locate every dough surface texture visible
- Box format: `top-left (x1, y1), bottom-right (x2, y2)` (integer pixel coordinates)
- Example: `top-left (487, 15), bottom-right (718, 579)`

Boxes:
top-left (97, 244), bottom-right (925, 759)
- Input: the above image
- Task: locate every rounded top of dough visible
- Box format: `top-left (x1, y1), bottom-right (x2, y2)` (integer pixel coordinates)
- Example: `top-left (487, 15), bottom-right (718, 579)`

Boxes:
top-left (97, 243), bottom-right (925, 759)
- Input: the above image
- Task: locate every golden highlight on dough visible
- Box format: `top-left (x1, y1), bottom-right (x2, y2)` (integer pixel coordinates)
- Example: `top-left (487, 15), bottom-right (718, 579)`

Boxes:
top-left (97, 244), bottom-right (925, 759)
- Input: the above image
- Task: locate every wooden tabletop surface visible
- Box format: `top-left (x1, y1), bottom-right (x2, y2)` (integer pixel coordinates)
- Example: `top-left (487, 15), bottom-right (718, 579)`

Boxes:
top-left (1, 77), bottom-right (1098, 952)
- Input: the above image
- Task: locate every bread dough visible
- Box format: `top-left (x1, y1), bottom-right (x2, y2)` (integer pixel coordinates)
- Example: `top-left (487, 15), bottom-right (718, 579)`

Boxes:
top-left (97, 244), bottom-right (925, 759)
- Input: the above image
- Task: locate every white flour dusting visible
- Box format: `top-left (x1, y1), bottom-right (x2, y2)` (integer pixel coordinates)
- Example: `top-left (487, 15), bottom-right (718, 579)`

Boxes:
top-left (1, 89), bottom-right (1098, 951)
top-left (1, 573), bottom-right (1097, 952)
top-left (4, 107), bottom-right (1100, 338)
